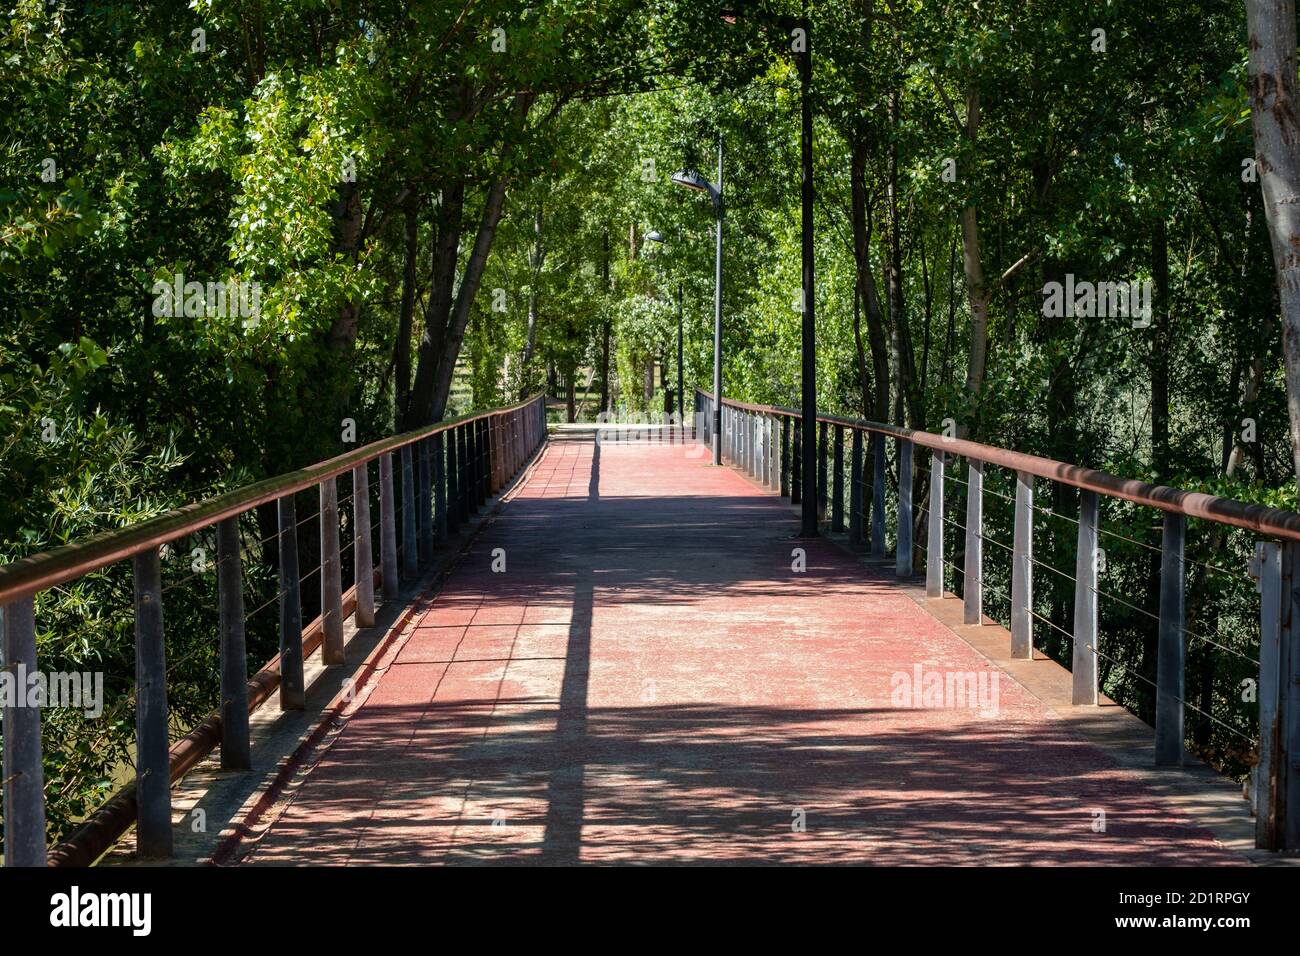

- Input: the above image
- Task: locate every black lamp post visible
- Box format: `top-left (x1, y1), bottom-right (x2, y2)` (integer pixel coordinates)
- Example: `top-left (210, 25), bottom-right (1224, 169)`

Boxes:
top-left (670, 139), bottom-right (724, 467)
top-left (796, 14), bottom-right (816, 538)
top-left (723, 5), bottom-right (816, 535)
top-left (676, 281), bottom-right (684, 424)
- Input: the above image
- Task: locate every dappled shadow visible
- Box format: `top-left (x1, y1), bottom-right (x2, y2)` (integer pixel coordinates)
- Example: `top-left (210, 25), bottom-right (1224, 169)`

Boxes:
top-left (245, 697), bottom-right (1240, 866)
top-left (240, 437), bottom-right (1244, 867)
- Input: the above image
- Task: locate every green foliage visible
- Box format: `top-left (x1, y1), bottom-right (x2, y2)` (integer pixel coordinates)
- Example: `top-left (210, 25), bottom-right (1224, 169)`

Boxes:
top-left (0, 0), bottom-right (1292, 853)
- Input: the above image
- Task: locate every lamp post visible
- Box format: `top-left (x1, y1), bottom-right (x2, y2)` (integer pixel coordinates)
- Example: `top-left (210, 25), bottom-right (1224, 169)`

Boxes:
top-left (676, 281), bottom-right (684, 425)
top-left (644, 230), bottom-right (686, 426)
top-left (723, 5), bottom-right (816, 535)
top-left (795, 14), bottom-right (816, 537)
top-left (671, 134), bottom-right (724, 466)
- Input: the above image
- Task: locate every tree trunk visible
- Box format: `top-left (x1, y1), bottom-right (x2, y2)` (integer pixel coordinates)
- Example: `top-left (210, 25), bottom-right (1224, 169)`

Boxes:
top-left (960, 201), bottom-right (990, 424)
top-left (943, 227), bottom-right (957, 389)
top-left (326, 179), bottom-right (364, 352)
top-left (394, 199), bottom-right (418, 427)
top-left (852, 286), bottom-right (870, 417)
top-left (850, 138), bottom-right (892, 421)
top-left (406, 179), bottom-right (465, 429)
top-left (599, 321), bottom-right (612, 412)
top-left (407, 92), bottom-right (535, 427)
top-left (1246, 0), bottom-right (1300, 488)
top-left (429, 173), bottom-right (512, 422)
top-left (599, 232), bottom-right (612, 413)
top-left (1229, 206), bottom-right (1273, 479)
top-left (959, 85), bottom-right (990, 435)
top-left (1151, 216), bottom-right (1171, 480)
top-left (886, 90), bottom-right (922, 430)
top-left (919, 231), bottom-right (933, 395)
top-left (522, 206), bottom-right (544, 372)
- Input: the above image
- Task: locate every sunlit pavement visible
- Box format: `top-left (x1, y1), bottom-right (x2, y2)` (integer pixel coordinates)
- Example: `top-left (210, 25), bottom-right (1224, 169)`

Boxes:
top-left (240, 434), bottom-right (1243, 866)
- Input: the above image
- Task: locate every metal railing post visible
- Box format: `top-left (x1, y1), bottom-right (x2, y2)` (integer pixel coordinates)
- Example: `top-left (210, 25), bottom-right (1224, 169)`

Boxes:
top-left (739, 410), bottom-right (746, 472)
top-left (791, 415), bottom-right (802, 504)
top-left (734, 408), bottom-right (740, 465)
top-left (746, 412), bottom-right (754, 476)
top-left (871, 433), bottom-right (887, 555)
top-left (817, 420), bottom-right (828, 523)
top-left (277, 495), bottom-right (305, 710)
top-left (1258, 539), bottom-right (1300, 850)
top-left (2, 596), bottom-right (45, 866)
top-left (1072, 489), bottom-right (1100, 705)
top-left (400, 444), bottom-right (417, 578)
top-left (353, 463), bottom-right (376, 627)
top-left (897, 438), bottom-right (913, 576)
top-left (1155, 512), bottom-right (1186, 765)
top-left (1256, 541), bottom-right (1284, 849)
top-left (963, 459), bottom-right (983, 624)
top-left (216, 517), bottom-right (251, 770)
top-left (850, 429), bottom-right (864, 546)
top-left (465, 423), bottom-right (477, 513)
top-left (483, 419), bottom-right (494, 498)
top-left (460, 422), bottom-right (472, 509)
top-left (738, 409), bottom-right (745, 470)
top-left (319, 477), bottom-right (345, 665)
top-left (1010, 471), bottom-right (1034, 659)
top-left (781, 416), bottom-right (791, 498)
top-left (133, 548), bottom-right (172, 859)
top-left (379, 453), bottom-right (399, 600)
top-left (491, 416), bottom-right (502, 490)
top-left (477, 419), bottom-right (489, 505)
top-left (832, 425), bottom-right (845, 532)
top-left (434, 433), bottom-right (448, 543)
top-left (764, 416), bottom-right (774, 489)
top-left (418, 439), bottom-right (433, 562)
top-left (926, 452), bottom-right (945, 597)
top-left (446, 426), bottom-right (460, 534)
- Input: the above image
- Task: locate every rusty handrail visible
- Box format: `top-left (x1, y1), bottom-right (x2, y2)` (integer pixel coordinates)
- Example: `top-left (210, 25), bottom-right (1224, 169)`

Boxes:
top-left (703, 391), bottom-right (1300, 543)
top-left (1, 393), bottom-right (548, 867)
top-left (0, 393), bottom-right (546, 605)
top-left (45, 573), bottom-right (371, 867)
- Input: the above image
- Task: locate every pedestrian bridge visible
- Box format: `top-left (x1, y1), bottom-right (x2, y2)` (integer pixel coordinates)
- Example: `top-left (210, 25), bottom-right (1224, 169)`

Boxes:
top-left (1, 394), bottom-right (1296, 865)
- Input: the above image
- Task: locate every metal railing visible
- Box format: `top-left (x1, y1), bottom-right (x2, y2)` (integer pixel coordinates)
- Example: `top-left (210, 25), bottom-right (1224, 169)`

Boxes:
top-left (697, 388), bottom-right (1300, 853)
top-left (0, 394), bottom-right (547, 866)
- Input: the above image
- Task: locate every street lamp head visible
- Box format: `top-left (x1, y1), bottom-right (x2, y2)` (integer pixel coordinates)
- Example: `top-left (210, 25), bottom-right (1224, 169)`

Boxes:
top-left (671, 170), bottom-right (709, 193)
top-left (671, 169), bottom-right (721, 211)
top-left (645, 230), bottom-right (665, 243)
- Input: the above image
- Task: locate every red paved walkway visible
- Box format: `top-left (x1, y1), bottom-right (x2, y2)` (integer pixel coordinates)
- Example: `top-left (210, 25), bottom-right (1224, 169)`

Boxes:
top-left (236, 434), bottom-right (1243, 865)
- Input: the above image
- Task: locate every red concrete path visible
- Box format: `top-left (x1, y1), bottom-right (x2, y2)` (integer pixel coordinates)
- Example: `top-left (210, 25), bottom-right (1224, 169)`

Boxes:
top-left (237, 434), bottom-right (1243, 865)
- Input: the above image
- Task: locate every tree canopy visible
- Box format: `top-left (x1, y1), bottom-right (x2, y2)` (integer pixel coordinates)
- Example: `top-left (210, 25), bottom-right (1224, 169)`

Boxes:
top-left (2, 0), bottom-right (1298, 850)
